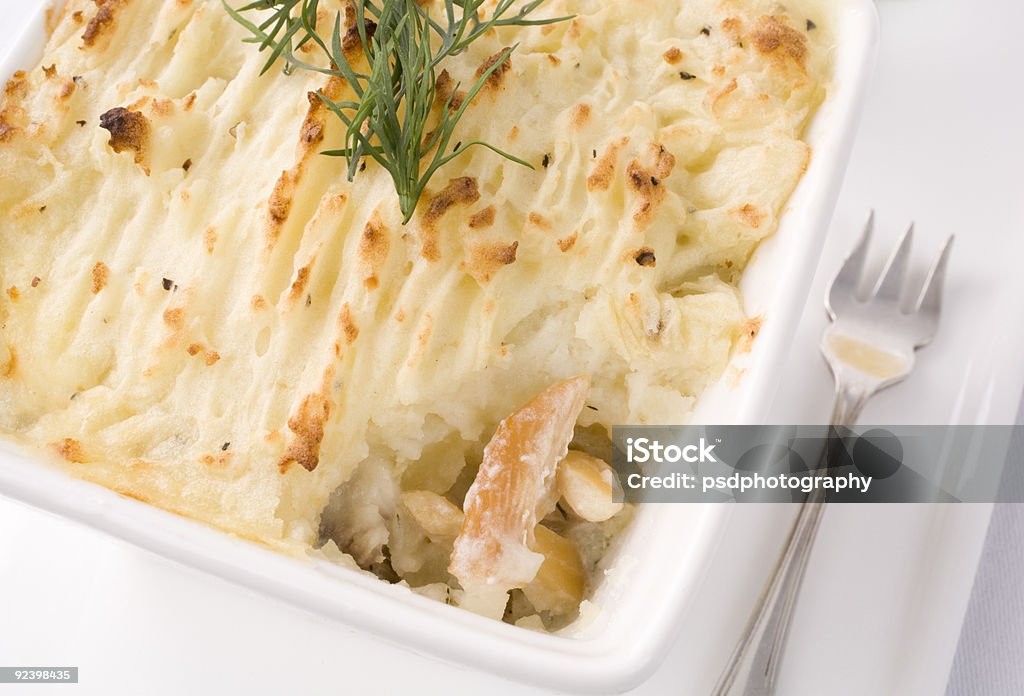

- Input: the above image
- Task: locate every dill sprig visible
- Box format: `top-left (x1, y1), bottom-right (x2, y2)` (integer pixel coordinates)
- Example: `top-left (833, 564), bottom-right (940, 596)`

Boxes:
top-left (224, 0), bottom-right (571, 223)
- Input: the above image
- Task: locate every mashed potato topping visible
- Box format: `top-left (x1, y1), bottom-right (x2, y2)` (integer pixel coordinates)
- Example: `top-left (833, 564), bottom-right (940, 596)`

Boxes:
top-left (0, 0), bottom-right (829, 625)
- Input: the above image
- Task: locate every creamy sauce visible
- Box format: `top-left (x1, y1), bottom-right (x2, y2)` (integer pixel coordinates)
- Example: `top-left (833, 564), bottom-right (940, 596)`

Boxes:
top-left (830, 334), bottom-right (908, 380)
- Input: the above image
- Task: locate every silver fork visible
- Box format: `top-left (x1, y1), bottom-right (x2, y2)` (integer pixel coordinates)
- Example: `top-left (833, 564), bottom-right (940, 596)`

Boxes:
top-left (712, 212), bottom-right (954, 696)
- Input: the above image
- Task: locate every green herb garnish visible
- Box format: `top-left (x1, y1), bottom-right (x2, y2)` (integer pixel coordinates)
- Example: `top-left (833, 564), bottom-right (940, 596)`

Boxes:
top-left (224, 0), bottom-right (570, 223)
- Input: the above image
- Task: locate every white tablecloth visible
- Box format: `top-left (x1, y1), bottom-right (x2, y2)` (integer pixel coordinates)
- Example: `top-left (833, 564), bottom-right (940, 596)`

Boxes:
top-left (947, 504), bottom-right (1024, 695)
top-left (946, 392), bottom-right (1024, 695)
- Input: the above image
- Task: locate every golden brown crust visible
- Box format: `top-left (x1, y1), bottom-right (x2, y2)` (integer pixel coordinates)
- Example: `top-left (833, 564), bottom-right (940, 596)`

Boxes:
top-left (53, 437), bottom-right (85, 463)
top-left (279, 390), bottom-right (332, 473)
top-left (527, 212), bottom-right (549, 229)
top-left (461, 240), bottom-right (519, 285)
top-left (468, 205), bottom-right (496, 229)
top-left (570, 103), bottom-right (592, 128)
top-left (91, 261), bottom-right (109, 294)
top-left (750, 16), bottom-right (808, 69)
top-left (339, 304), bottom-right (359, 345)
top-left (0, 117), bottom-right (18, 143)
top-left (98, 107), bottom-right (150, 170)
top-left (423, 177), bottom-right (480, 226)
top-left (288, 259), bottom-right (314, 302)
top-left (266, 169), bottom-right (297, 235)
top-left (626, 145), bottom-right (675, 229)
top-left (587, 138), bottom-right (628, 192)
top-left (341, 7), bottom-right (376, 57)
top-left (358, 212), bottom-right (390, 283)
top-left (420, 177), bottom-right (480, 261)
top-left (475, 48), bottom-right (512, 92)
top-left (435, 70), bottom-right (465, 111)
top-left (162, 307), bottom-right (184, 331)
top-left (4, 71), bottom-right (28, 99)
top-left (150, 97), bottom-right (174, 117)
top-left (662, 47), bottom-right (683, 64)
top-left (203, 227), bottom-right (217, 254)
top-left (706, 77), bottom-right (739, 117)
top-left (265, 77), bottom-right (345, 248)
top-left (199, 452), bottom-right (232, 468)
top-left (731, 203), bottom-right (766, 229)
top-left (58, 79), bottom-right (77, 101)
top-left (739, 316), bottom-right (762, 353)
top-left (81, 0), bottom-right (128, 49)
top-left (721, 17), bottom-right (743, 35)
top-left (1, 346), bottom-right (15, 378)
top-left (299, 92), bottom-right (327, 147)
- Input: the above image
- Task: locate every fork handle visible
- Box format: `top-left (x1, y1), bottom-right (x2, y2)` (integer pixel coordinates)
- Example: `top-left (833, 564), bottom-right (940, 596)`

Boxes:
top-left (710, 384), bottom-right (870, 696)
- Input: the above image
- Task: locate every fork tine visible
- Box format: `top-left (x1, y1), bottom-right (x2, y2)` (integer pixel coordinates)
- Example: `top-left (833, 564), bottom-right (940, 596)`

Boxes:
top-left (915, 235), bottom-right (954, 316)
top-left (826, 211), bottom-right (874, 316)
top-left (872, 222), bottom-right (914, 304)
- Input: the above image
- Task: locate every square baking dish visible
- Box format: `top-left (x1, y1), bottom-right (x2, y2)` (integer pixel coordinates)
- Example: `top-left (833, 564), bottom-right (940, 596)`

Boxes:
top-left (0, 1), bottom-right (878, 692)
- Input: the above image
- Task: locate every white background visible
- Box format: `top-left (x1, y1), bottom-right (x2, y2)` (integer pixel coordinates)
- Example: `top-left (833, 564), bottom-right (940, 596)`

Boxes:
top-left (2, 1), bottom-right (1024, 694)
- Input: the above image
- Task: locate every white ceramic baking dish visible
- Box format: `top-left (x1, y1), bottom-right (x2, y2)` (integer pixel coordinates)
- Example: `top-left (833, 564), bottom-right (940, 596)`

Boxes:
top-left (0, 2), bottom-right (878, 692)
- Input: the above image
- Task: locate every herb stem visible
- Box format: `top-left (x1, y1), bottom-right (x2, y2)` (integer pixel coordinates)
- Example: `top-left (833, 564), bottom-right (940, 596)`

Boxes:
top-left (225, 0), bottom-right (571, 223)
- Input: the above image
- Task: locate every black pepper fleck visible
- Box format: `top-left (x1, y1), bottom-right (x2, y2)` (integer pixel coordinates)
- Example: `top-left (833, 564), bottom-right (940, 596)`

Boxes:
top-left (76, 119), bottom-right (86, 127)
top-left (359, 160), bottom-right (367, 172)
top-left (305, 294), bottom-right (312, 307)
top-left (679, 71), bottom-right (697, 80)
top-left (592, 149), bottom-right (597, 158)
top-left (39, 206), bottom-right (47, 212)
top-left (700, 25), bottom-right (711, 36)
top-left (634, 249), bottom-right (657, 267)
top-left (807, 19), bottom-right (817, 31)
top-left (161, 278), bottom-right (178, 292)
top-left (650, 176), bottom-right (659, 186)
top-left (453, 141), bottom-right (462, 152)
top-left (182, 158), bottom-right (192, 172)
top-left (221, 442), bottom-right (231, 451)
top-left (542, 153), bottom-right (550, 168)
